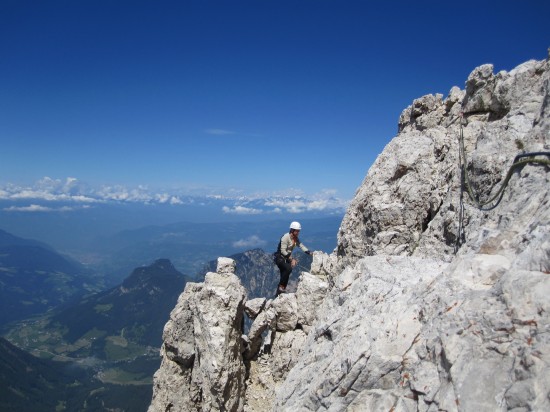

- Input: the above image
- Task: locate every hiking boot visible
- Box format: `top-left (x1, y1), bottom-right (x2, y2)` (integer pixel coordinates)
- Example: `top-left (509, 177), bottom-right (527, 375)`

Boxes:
top-left (276, 286), bottom-right (287, 297)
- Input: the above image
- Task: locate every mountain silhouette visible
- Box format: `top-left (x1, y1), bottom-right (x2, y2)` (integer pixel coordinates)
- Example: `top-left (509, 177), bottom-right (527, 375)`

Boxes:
top-left (0, 336), bottom-right (92, 411)
top-left (50, 258), bottom-right (187, 352)
top-left (0, 229), bottom-right (95, 328)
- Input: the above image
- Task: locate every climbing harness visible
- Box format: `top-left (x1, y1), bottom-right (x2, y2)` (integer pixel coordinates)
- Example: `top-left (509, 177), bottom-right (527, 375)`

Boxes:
top-left (454, 113), bottom-right (550, 253)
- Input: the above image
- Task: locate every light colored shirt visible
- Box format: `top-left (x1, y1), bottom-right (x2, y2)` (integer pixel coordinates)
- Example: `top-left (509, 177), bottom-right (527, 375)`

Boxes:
top-left (279, 232), bottom-right (309, 257)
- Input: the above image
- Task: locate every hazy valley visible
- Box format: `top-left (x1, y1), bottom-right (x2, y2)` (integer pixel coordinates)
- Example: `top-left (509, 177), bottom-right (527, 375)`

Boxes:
top-left (0, 214), bottom-right (338, 411)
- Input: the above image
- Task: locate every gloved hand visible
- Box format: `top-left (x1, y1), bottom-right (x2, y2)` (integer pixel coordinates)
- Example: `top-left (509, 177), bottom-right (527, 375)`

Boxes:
top-left (306, 250), bottom-right (313, 255)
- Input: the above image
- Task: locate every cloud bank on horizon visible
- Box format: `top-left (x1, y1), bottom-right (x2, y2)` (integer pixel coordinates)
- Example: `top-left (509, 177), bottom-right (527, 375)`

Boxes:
top-left (3, 2), bottom-right (548, 204)
top-left (0, 177), bottom-right (349, 215)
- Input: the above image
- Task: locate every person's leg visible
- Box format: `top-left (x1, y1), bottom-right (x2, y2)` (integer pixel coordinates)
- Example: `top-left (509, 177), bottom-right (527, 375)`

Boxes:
top-left (277, 260), bottom-right (292, 295)
top-left (280, 260), bottom-right (292, 287)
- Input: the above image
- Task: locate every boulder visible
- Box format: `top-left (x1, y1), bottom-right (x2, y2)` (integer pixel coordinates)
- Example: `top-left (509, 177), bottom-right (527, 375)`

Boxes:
top-left (271, 293), bottom-right (298, 332)
top-left (217, 256), bottom-right (237, 275)
top-left (244, 297), bottom-right (266, 319)
top-left (245, 306), bottom-right (276, 361)
top-left (295, 272), bottom-right (328, 330)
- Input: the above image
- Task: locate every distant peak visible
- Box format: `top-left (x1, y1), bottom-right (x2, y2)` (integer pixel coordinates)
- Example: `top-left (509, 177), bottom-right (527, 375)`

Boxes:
top-left (121, 259), bottom-right (183, 291)
top-left (152, 258), bottom-right (175, 269)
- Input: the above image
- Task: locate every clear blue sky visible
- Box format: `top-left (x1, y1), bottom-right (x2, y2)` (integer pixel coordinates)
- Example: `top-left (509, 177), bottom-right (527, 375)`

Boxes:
top-left (1, 0), bottom-right (549, 199)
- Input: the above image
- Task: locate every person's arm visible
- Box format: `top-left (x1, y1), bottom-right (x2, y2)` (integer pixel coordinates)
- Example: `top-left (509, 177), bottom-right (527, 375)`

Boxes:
top-left (297, 239), bottom-right (312, 254)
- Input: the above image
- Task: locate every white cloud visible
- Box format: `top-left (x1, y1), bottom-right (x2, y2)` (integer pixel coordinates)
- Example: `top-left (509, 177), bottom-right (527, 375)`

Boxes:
top-left (155, 193), bottom-right (170, 203)
top-left (232, 235), bottom-right (266, 249)
top-left (153, 193), bottom-right (184, 205)
top-left (169, 196), bottom-right (183, 205)
top-left (264, 198), bottom-right (307, 213)
top-left (307, 199), bottom-right (331, 210)
top-left (204, 128), bottom-right (236, 136)
top-left (222, 205), bottom-right (262, 215)
top-left (1, 204), bottom-right (86, 212)
top-left (0, 178), bottom-right (99, 203)
top-left (262, 189), bottom-right (349, 213)
top-left (3, 204), bottom-right (53, 212)
top-left (97, 185), bottom-right (155, 203)
top-left (7, 189), bottom-right (99, 203)
top-left (36, 176), bottom-right (81, 195)
top-left (0, 179), bottom-right (350, 215)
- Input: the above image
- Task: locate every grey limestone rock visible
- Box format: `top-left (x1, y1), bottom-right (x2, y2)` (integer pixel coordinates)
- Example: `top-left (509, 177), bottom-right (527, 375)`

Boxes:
top-left (244, 297), bottom-right (266, 320)
top-left (271, 293), bottom-right (298, 332)
top-left (272, 54), bottom-right (550, 411)
top-left (151, 54), bottom-right (550, 412)
top-left (336, 56), bottom-right (550, 271)
top-left (295, 271), bottom-right (329, 331)
top-left (217, 256), bottom-right (237, 275)
top-left (149, 260), bottom-right (247, 412)
top-left (244, 306), bottom-right (276, 361)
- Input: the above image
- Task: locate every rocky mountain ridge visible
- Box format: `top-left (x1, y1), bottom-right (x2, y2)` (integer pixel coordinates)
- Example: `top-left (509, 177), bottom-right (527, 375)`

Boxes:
top-left (0, 229), bottom-right (96, 328)
top-left (0, 336), bottom-right (92, 412)
top-left (4, 258), bottom-right (188, 411)
top-left (149, 53), bottom-right (550, 411)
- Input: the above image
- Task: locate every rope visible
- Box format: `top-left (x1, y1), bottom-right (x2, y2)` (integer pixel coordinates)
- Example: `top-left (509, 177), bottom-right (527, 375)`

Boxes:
top-left (454, 113), bottom-right (550, 253)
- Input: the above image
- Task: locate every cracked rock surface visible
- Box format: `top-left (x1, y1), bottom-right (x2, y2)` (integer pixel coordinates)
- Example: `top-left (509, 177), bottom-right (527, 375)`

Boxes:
top-left (150, 54), bottom-right (550, 411)
top-left (274, 54), bottom-right (550, 411)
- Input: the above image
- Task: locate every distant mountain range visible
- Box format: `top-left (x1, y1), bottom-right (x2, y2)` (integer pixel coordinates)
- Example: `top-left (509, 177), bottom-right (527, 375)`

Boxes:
top-left (50, 258), bottom-right (187, 350)
top-left (0, 336), bottom-right (92, 412)
top-left (92, 217), bottom-right (338, 284)
top-left (0, 228), bottom-right (53, 249)
top-left (0, 214), bottom-right (341, 287)
top-left (0, 229), bottom-right (101, 329)
top-left (0, 225), bottom-right (320, 411)
top-left (202, 248), bottom-right (313, 300)
top-left (5, 258), bottom-right (188, 411)
top-left (8, 258), bottom-right (187, 359)
top-left (0, 194), bottom-right (346, 254)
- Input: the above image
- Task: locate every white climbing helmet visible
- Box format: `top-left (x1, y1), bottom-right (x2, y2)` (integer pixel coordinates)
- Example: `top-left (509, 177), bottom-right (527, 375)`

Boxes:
top-left (289, 221), bottom-right (302, 231)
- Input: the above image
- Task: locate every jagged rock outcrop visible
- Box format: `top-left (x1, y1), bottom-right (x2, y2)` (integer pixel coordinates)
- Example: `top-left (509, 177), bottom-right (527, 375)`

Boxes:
top-left (274, 54), bottom-right (550, 410)
top-left (337, 55), bottom-right (549, 268)
top-left (150, 53), bottom-right (550, 411)
top-left (244, 271), bottom-right (328, 411)
top-left (149, 258), bottom-right (248, 412)
top-left (149, 257), bottom-right (329, 412)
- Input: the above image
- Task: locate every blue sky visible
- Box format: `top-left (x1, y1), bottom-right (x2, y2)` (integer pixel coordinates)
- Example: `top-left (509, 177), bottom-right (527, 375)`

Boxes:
top-left (1, 0), bottom-right (549, 202)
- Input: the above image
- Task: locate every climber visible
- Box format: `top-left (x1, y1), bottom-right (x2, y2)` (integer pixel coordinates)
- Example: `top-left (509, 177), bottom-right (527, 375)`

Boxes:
top-left (273, 221), bottom-right (313, 296)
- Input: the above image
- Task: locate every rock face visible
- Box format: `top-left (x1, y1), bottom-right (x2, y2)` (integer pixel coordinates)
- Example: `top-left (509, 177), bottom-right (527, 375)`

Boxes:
top-left (150, 53), bottom-right (550, 411)
top-left (149, 258), bottom-right (248, 412)
top-left (149, 256), bottom-right (329, 412)
top-left (337, 56), bottom-right (549, 266)
top-left (276, 55), bottom-right (550, 411)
